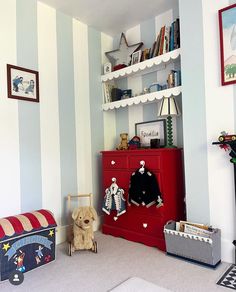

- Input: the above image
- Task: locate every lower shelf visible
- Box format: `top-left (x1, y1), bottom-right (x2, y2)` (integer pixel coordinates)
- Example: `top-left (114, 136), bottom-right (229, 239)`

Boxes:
top-left (102, 224), bottom-right (166, 251)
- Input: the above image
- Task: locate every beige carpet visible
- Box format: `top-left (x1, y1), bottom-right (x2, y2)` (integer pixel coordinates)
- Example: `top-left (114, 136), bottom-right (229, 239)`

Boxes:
top-left (0, 231), bottom-right (231, 291)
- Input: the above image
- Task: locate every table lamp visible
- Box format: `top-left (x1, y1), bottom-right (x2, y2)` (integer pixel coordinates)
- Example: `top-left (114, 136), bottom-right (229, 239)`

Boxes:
top-left (158, 95), bottom-right (181, 148)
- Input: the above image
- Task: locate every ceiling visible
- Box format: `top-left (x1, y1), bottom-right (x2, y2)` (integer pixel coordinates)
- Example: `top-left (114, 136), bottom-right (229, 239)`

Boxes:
top-left (40, 0), bottom-right (177, 36)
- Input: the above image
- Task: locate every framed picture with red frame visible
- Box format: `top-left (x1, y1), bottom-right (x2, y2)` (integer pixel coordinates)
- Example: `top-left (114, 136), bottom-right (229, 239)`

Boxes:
top-left (219, 3), bottom-right (236, 86)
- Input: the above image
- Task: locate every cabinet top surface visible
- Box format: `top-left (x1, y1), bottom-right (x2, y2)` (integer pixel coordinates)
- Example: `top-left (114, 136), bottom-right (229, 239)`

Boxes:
top-left (101, 148), bottom-right (182, 154)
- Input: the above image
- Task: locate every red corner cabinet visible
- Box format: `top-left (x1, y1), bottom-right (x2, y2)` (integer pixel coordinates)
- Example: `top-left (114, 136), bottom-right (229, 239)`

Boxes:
top-left (101, 149), bottom-right (185, 251)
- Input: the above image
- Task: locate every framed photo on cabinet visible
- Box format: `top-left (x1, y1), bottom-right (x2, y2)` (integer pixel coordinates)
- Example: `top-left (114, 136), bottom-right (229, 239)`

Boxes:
top-left (219, 3), bottom-right (236, 86)
top-left (7, 64), bottom-right (39, 102)
top-left (135, 119), bottom-right (166, 148)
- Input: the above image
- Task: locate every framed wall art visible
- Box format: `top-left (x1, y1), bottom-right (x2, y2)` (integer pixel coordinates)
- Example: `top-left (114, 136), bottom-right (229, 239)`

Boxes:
top-left (135, 119), bottom-right (166, 148)
top-left (219, 3), bottom-right (236, 86)
top-left (131, 50), bottom-right (142, 65)
top-left (7, 64), bottom-right (39, 102)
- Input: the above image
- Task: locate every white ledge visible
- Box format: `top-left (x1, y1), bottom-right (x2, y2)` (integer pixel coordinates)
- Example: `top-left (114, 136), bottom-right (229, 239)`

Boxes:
top-left (102, 86), bottom-right (182, 111)
top-left (101, 48), bottom-right (181, 82)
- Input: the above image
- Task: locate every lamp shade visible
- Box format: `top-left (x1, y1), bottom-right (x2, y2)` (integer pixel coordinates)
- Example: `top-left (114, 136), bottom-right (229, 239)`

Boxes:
top-left (158, 96), bottom-right (181, 117)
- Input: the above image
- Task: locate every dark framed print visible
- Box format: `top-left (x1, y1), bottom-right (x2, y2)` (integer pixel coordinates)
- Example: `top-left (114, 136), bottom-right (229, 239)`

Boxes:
top-left (135, 119), bottom-right (166, 148)
top-left (131, 50), bottom-right (142, 65)
top-left (7, 64), bottom-right (39, 102)
top-left (219, 4), bottom-right (236, 86)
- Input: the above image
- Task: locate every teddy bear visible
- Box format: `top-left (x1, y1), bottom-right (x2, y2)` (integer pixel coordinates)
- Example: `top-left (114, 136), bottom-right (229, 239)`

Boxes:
top-left (69, 206), bottom-right (98, 256)
top-left (117, 133), bottom-right (129, 150)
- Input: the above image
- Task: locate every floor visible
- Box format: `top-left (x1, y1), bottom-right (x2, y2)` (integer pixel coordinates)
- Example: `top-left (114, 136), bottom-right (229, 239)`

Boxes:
top-left (0, 231), bottom-right (232, 292)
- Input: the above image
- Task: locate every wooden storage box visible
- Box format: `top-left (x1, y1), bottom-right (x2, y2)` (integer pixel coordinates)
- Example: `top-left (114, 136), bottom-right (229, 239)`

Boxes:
top-left (164, 221), bottom-right (221, 267)
top-left (0, 209), bottom-right (57, 281)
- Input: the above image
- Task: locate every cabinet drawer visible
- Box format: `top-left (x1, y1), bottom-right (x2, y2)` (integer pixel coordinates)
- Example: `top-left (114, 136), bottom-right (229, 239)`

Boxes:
top-left (104, 211), bottom-right (164, 238)
top-left (129, 155), bottom-right (160, 170)
top-left (103, 155), bottom-right (128, 170)
top-left (132, 215), bottom-right (164, 238)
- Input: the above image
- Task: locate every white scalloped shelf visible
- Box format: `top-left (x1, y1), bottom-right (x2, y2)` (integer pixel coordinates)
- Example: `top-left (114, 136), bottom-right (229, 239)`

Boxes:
top-left (102, 86), bottom-right (182, 111)
top-left (101, 48), bottom-right (181, 82)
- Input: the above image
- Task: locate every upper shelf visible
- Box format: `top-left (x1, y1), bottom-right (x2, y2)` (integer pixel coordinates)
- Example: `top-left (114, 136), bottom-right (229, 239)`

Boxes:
top-left (101, 48), bottom-right (181, 82)
top-left (102, 86), bottom-right (182, 111)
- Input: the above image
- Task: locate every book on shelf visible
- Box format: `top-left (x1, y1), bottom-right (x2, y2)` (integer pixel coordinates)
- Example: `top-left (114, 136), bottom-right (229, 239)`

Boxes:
top-left (158, 26), bottom-right (166, 55)
top-left (103, 82), bottom-right (115, 103)
top-left (167, 70), bottom-right (181, 88)
top-left (163, 26), bottom-right (170, 54)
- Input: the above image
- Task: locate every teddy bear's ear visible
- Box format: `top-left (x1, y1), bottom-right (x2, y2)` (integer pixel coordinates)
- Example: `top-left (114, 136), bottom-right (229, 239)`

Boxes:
top-left (89, 207), bottom-right (98, 221)
top-left (72, 208), bottom-right (80, 220)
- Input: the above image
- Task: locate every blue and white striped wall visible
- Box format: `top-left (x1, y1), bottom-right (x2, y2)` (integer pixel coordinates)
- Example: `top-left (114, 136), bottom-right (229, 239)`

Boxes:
top-left (0, 0), bottom-right (106, 242)
top-left (103, 2), bottom-right (182, 149)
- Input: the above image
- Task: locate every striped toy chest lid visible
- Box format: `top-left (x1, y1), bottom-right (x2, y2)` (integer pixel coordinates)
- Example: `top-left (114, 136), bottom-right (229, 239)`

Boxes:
top-left (0, 209), bottom-right (57, 242)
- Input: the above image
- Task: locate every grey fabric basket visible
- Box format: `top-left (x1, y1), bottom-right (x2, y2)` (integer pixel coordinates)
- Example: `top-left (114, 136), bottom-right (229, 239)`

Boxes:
top-left (164, 221), bottom-right (221, 267)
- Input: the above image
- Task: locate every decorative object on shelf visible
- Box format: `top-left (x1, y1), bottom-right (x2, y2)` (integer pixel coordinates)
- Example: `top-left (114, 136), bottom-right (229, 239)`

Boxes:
top-left (131, 50), bottom-right (142, 65)
top-left (117, 133), bottom-right (129, 150)
top-left (158, 95), bottom-right (180, 148)
top-left (105, 33), bottom-right (143, 70)
top-left (150, 138), bottom-right (160, 149)
top-left (135, 119), bottom-right (166, 148)
top-left (111, 87), bottom-right (123, 102)
top-left (149, 83), bottom-right (163, 93)
top-left (7, 64), bottom-right (39, 102)
top-left (212, 132), bottom-right (236, 264)
top-left (102, 177), bottom-right (126, 217)
top-left (219, 3), bottom-right (236, 86)
top-left (128, 135), bottom-right (140, 150)
top-left (103, 62), bottom-right (112, 74)
top-left (121, 89), bottom-right (132, 99)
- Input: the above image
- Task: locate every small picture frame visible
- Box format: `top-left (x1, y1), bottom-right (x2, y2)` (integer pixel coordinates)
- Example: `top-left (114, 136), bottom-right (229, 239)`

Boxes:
top-left (131, 50), bottom-right (142, 65)
top-left (7, 64), bottom-right (39, 102)
top-left (219, 3), bottom-right (236, 85)
top-left (104, 62), bottom-right (112, 74)
top-left (135, 119), bottom-right (166, 148)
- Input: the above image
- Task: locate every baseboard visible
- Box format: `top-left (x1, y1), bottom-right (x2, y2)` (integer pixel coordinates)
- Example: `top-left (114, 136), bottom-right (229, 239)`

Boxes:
top-left (56, 215), bottom-right (102, 245)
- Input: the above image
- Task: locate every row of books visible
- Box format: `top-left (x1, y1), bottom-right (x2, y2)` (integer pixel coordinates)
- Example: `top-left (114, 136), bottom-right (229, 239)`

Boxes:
top-left (167, 70), bottom-right (181, 88)
top-left (141, 18), bottom-right (180, 61)
top-left (176, 220), bottom-right (214, 238)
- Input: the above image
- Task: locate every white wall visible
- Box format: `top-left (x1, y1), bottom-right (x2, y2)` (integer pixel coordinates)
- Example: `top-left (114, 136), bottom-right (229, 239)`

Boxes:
top-left (202, 0), bottom-right (235, 263)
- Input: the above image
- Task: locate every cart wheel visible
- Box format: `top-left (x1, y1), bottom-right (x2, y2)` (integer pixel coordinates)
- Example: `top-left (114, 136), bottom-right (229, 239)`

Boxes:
top-left (68, 242), bottom-right (72, 256)
top-left (93, 241), bottom-right (97, 253)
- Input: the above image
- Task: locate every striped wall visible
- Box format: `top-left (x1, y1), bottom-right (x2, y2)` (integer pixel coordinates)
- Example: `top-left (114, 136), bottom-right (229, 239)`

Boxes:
top-left (107, 4), bottom-right (181, 149)
top-left (0, 1), bottom-right (106, 242)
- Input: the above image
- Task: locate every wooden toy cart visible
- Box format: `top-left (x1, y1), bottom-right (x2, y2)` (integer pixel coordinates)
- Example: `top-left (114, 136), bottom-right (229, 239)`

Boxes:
top-left (67, 193), bottom-right (97, 256)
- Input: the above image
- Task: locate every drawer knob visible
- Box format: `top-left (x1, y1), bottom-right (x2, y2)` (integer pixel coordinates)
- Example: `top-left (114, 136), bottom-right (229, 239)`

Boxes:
top-left (111, 160), bottom-right (116, 165)
top-left (143, 223), bottom-right (148, 228)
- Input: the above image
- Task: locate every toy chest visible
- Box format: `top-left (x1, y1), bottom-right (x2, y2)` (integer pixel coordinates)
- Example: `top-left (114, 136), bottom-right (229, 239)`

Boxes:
top-left (164, 221), bottom-right (221, 267)
top-left (0, 209), bottom-right (57, 281)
